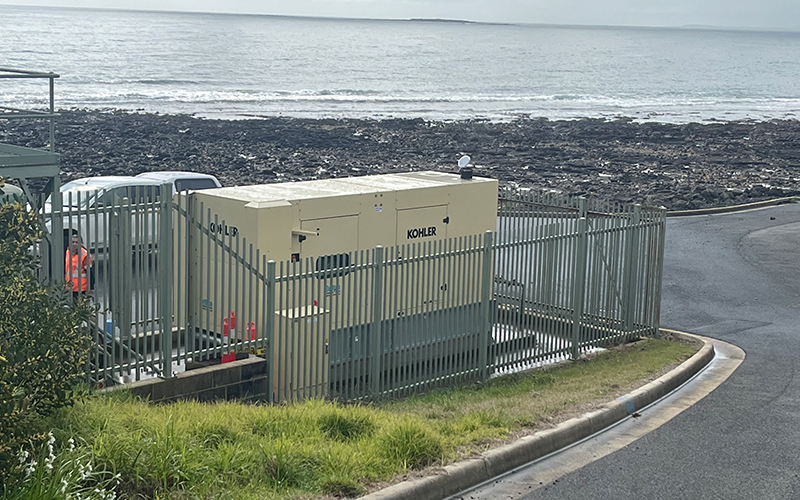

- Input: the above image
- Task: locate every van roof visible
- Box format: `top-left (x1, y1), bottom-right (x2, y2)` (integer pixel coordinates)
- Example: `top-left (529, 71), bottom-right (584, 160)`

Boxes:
top-left (136, 171), bottom-right (221, 185)
top-left (63, 176), bottom-right (162, 189)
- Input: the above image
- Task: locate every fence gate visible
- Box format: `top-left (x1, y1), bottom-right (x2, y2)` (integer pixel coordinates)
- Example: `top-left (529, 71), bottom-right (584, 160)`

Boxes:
top-left (37, 186), bottom-right (174, 386)
top-left (493, 192), bottom-right (666, 374)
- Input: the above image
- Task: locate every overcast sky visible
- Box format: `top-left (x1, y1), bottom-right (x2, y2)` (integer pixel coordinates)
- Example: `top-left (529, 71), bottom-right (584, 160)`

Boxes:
top-left (2, 0), bottom-right (799, 30)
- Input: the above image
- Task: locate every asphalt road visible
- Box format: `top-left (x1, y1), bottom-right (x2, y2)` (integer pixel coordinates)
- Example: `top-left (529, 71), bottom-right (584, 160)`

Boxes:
top-left (466, 202), bottom-right (800, 499)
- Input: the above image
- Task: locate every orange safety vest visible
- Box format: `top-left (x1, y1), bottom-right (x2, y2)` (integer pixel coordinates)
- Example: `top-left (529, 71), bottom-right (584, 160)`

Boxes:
top-left (65, 247), bottom-right (91, 292)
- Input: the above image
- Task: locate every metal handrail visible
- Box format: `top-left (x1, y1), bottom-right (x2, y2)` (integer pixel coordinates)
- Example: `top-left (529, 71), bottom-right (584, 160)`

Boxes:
top-left (0, 68), bottom-right (60, 152)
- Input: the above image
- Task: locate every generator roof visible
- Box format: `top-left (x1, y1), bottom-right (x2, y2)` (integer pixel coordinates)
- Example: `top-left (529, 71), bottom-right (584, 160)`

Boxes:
top-left (204, 171), bottom-right (494, 203)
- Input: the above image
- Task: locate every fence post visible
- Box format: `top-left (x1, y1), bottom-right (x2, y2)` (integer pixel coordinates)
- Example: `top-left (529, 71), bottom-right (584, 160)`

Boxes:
top-left (571, 214), bottom-right (588, 360)
top-left (479, 231), bottom-right (493, 381)
top-left (50, 185), bottom-right (63, 285)
top-left (652, 207), bottom-right (667, 333)
top-left (159, 183), bottom-right (174, 377)
top-left (623, 204), bottom-right (642, 332)
top-left (369, 246), bottom-right (384, 396)
top-left (112, 197), bottom-right (133, 378)
top-left (266, 260), bottom-right (276, 403)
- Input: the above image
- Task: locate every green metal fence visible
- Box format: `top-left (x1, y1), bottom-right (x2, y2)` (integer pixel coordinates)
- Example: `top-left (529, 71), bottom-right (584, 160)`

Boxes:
top-left (493, 190), bottom-right (666, 376)
top-left (39, 186), bottom-right (666, 401)
top-left (39, 186), bottom-right (173, 386)
top-left (169, 189), bottom-right (666, 402)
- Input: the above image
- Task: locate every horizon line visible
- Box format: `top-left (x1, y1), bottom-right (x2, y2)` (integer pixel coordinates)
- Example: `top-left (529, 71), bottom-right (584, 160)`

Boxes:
top-left (1, 3), bottom-right (799, 34)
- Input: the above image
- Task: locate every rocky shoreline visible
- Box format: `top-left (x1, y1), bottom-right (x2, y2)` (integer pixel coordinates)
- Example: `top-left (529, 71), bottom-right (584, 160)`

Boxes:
top-left (3, 110), bottom-right (800, 210)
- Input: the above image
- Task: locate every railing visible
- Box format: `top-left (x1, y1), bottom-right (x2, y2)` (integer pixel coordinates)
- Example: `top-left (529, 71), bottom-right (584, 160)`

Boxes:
top-left (1, 68), bottom-right (63, 277)
top-left (0, 68), bottom-right (59, 152)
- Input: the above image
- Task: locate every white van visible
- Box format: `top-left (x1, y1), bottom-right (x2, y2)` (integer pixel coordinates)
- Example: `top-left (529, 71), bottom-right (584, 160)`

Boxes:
top-left (0, 182), bottom-right (23, 204)
top-left (135, 171), bottom-right (221, 192)
top-left (45, 176), bottom-right (164, 254)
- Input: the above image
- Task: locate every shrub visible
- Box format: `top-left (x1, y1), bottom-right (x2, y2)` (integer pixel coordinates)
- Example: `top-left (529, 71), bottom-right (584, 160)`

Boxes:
top-left (317, 405), bottom-right (375, 442)
top-left (375, 419), bottom-right (443, 470)
top-left (0, 184), bottom-right (93, 480)
top-left (319, 474), bottom-right (365, 498)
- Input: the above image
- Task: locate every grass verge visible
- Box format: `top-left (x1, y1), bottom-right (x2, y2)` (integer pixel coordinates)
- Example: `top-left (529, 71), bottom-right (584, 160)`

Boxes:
top-left (10, 337), bottom-right (697, 500)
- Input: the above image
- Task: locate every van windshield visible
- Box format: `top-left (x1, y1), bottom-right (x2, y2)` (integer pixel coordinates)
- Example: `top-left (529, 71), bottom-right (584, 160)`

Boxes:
top-left (52, 185), bottom-right (100, 208)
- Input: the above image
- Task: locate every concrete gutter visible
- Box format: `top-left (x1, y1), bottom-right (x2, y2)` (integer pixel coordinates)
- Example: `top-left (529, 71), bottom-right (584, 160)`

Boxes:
top-left (667, 196), bottom-right (797, 217)
top-left (362, 330), bottom-right (714, 500)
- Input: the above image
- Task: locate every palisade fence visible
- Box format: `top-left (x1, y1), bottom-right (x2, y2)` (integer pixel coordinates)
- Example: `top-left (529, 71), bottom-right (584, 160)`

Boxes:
top-left (40, 186), bottom-right (666, 402)
top-left (38, 186), bottom-right (173, 385)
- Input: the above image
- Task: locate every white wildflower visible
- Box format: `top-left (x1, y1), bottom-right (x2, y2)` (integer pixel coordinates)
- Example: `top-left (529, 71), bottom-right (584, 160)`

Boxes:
top-left (68, 438), bottom-right (75, 452)
top-left (48, 432), bottom-right (55, 445)
top-left (61, 479), bottom-right (68, 494)
top-left (18, 449), bottom-right (29, 464)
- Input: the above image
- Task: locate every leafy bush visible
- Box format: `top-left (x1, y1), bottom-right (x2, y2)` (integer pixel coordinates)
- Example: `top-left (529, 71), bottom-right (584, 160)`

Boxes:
top-left (0, 184), bottom-right (93, 480)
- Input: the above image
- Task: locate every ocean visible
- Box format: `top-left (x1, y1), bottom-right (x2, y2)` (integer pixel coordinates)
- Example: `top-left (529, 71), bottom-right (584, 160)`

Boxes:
top-left (2, 5), bottom-right (800, 123)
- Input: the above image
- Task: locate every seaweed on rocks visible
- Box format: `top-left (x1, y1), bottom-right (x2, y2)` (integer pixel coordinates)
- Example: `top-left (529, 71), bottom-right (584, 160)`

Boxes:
top-left (3, 110), bottom-right (799, 210)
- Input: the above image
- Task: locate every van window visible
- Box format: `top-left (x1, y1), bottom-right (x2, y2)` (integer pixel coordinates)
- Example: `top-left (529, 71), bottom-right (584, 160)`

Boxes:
top-left (175, 178), bottom-right (218, 192)
top-left (96, 185), bottom-right (160, 207)
top-left (134, 185), bottom-right (160, 204)
top-left (96, 187), bottom-right (128, 207)
top-left (315, 253), bottom-right (351, 279)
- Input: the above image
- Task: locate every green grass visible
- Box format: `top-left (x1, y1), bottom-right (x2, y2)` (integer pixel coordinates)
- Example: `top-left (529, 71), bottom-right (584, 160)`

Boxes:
top-left (21, 337), bottom-right (695, 500)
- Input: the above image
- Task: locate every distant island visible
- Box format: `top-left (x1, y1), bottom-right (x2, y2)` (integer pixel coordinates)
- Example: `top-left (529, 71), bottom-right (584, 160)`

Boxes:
top-left (408, 18), bottom-right (513, 26)
top-left (408, 18), bottom-right (477, 24)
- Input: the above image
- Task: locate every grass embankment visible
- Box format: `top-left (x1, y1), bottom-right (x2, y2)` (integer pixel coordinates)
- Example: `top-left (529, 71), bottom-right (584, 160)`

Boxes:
top-left (47, 337), bottom-right (696, 500)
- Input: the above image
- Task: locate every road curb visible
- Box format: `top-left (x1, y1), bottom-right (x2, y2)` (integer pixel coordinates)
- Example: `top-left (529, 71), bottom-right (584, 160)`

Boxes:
top-left (667, 197), bottom-right (797, 217)
top-left (363, 330), bottom-right (714, 500)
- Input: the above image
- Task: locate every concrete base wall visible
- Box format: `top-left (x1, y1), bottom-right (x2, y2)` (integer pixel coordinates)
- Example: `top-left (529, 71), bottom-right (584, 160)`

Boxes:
top-left (116, 357), bottom-right (268, 403)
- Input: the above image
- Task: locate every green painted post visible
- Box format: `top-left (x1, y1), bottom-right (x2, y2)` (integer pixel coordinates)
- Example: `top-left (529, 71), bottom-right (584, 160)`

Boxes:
top-left (571, 214), bottom-right (588, 360)
top-left (624, 204), bottom-right (642, 332)
top-left (370, 246), bottom-right (384, 396)
top-left (479, 231), bottom-right (493, 381)
top-left (266, 260), bottom-right (276, 403)
top-left (160, 183), bottom-right (174, 377)
top-left (119, 198), bottom-right (134, 377)
top-left (652, 208), bottom-right (667, 334)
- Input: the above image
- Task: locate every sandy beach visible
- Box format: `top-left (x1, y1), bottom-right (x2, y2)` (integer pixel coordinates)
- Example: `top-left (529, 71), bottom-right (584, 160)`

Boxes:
top-left (4, 110), bottom-right (800, 210)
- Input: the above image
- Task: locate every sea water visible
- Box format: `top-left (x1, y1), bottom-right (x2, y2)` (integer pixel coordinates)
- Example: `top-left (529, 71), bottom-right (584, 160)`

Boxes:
top-left (2, 5), bottom-right (800, 122)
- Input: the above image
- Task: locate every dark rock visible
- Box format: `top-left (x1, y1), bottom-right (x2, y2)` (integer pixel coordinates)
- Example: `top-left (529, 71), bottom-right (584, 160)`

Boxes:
top-left (2, 110), bottom-right (799, 210)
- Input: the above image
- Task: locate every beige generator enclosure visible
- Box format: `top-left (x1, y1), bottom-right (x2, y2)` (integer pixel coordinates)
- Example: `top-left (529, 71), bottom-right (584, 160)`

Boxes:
top-left (175, 171), bottom-right (498, 399)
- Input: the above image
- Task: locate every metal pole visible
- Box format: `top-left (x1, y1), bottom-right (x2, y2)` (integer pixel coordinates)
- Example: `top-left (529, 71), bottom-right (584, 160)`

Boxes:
top-left (571, 213), bottom-right (588, 360)
top-left (369, 246), bottom-right (384, 396)
top-left (624, 204), bottom-right (642, 332)
top-left (479, 231), bottom-right (493, 381)
top-left (49, 76), bottom-right (55, 152)
top-left (266, 260), bottom-right (276, 403)
top-left (159, 183), bottom-right (174, 377)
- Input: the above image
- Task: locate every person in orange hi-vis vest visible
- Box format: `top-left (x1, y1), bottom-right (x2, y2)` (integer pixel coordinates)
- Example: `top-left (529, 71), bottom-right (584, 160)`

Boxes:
top-left (65, 234), bottom-right (93, 300)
